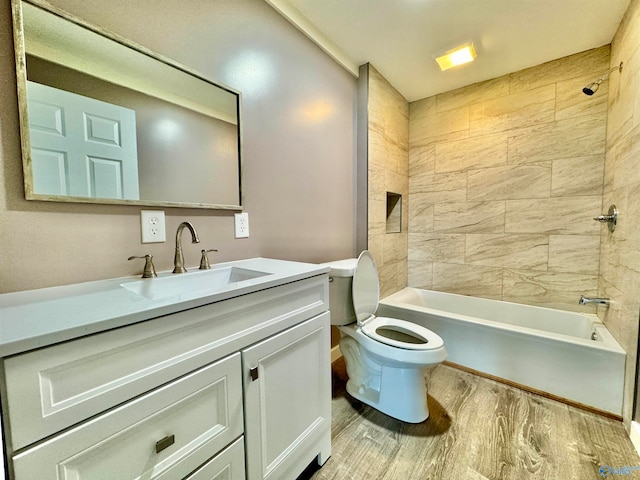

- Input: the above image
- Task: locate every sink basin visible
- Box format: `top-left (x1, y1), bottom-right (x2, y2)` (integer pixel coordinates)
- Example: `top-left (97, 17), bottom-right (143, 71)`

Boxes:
top-left (121, 266), bottom-right (271, 300)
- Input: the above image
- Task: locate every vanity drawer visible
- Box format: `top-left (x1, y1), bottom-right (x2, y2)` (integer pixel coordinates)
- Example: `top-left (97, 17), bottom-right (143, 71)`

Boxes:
top-left (12, 353), bottom-right (243, 480)
top-left (3, 276), bottom-right (327, 450)
top-left (185, 436), bottom-right (246, 480)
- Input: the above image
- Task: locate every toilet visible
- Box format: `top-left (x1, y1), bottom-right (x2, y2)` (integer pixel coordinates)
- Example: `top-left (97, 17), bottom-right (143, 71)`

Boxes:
top-left (323, 251), bottom-right (447, 423)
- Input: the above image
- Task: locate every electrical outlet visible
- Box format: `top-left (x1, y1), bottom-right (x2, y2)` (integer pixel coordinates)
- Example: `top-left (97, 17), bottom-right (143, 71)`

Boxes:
top-left (141, 210), bottom-right (166, 243)
top-left (234, 212), bottom-right (249, 238)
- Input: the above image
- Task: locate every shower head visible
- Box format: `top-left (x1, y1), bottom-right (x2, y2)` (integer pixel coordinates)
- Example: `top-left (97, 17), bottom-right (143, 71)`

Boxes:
top-left (582, 79), bottom-right (603, 96)
top-left (582, 62), bottom-right (623, 96)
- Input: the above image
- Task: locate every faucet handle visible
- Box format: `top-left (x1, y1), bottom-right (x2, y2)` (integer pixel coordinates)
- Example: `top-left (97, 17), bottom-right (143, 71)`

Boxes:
top-left (199, 249), bottom-right (218, 270)
top-left (128, 254), bottom-right (158, 278)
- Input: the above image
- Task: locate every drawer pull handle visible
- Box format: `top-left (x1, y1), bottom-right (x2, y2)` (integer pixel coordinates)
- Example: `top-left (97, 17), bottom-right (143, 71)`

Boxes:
top-left (155, 434), bottom-right (175, 453)
top-left (250, 366), bottom-right (259, 381)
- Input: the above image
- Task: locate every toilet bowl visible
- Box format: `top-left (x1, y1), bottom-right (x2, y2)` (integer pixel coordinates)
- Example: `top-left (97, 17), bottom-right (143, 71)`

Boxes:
top-left (322, 251), bottom-right (447, 423)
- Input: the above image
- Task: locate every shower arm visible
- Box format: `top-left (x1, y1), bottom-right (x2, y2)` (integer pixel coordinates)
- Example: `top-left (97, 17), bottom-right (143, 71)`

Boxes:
top-left (597, 63), bottom-right (624, 82)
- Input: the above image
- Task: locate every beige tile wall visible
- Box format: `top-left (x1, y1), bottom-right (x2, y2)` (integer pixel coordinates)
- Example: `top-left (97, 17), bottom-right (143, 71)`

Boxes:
top-left (408, 46), bottom-right (610, 312)
top-left (601, 0), bottom-right (640, 426)
top-left (366, 65), bottom-right (409, 298)
top-left (366, 43), bottom-right (640, 424)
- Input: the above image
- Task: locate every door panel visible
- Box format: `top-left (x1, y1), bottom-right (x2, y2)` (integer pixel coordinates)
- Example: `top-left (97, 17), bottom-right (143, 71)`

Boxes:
top-left (31, 148), bottom-right (68, 195)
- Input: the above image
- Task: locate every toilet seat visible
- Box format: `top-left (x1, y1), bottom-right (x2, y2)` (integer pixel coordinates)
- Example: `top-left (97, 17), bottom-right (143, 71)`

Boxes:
top-left (353, 251), bottom-right (443, 351)
top-left (361, 315), bottom-right (444, 351)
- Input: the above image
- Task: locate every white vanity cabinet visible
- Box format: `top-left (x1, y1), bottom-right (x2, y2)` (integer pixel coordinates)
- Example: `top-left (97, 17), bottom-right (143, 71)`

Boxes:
top-left (0, 263), bottom-right (331, 480)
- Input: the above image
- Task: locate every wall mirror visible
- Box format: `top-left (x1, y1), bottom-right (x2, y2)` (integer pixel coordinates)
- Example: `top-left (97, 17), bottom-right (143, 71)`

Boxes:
top-left (12, 0), bottom-right (242, 209)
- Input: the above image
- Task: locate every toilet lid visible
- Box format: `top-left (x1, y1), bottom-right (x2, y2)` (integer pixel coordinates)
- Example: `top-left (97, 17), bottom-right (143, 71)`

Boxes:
top-left (352, 250), bottom-right (380, 325)
top-left (361, 316), bottom-right (445, 350)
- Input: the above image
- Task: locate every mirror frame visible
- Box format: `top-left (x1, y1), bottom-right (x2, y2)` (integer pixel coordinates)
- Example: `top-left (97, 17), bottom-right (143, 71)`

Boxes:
top-left (11, 0), bottom-right (244, 210)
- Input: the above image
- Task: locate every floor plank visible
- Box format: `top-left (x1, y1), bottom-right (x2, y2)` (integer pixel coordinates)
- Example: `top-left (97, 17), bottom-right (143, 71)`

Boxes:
top-left (299, 359), bottom-right (640, 480)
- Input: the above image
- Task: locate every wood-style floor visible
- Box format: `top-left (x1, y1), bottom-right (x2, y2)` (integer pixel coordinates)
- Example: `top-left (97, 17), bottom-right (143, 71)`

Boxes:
top-left (298, 359), bottom-right (640, 480)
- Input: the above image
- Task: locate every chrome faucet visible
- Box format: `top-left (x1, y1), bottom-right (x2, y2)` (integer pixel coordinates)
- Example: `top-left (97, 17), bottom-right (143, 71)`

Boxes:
top-left (173, 222), bottom-right (200, 273)
top-left (579, 295), bottom-right (610, 307)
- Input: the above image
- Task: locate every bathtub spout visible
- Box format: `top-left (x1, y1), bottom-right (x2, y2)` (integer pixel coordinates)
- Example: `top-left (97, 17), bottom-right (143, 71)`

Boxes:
top-left (579, 295), bottom-right (610, 307)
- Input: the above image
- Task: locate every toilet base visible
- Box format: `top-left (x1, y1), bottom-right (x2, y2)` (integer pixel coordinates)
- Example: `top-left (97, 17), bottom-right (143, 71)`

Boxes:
top-left (345, 365), bottom-right (430, 423)
top-left (340, 335), bottom-right (433, 423)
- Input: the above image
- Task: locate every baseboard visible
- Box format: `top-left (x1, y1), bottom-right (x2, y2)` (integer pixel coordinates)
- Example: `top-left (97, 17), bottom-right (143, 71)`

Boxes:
top-left (330, 344), bottom-right (342, 364)
top-left (630, 421), bottom-right (640, 456)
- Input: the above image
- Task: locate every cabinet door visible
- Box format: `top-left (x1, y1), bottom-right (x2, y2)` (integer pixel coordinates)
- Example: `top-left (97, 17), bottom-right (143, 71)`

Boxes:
top-left (242, 313), bottom-right (331, 480)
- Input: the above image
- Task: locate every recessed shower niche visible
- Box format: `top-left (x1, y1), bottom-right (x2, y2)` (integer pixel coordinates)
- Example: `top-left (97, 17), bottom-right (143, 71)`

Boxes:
top-left (386, 191), bottom-right (402, 233)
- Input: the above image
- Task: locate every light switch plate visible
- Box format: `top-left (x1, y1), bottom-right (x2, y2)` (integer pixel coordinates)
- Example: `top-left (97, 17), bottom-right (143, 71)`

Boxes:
top-left (234, 212), bottom-right (249, 238)
top-left (141, 210), bottom-right (166, 243)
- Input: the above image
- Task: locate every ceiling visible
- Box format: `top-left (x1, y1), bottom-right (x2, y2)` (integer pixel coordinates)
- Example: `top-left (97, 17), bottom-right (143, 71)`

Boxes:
top-left (266, 0), bottom-right (631, 102)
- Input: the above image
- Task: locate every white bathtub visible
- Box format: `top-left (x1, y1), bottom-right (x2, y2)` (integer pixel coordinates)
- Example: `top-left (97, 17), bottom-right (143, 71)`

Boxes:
top-left (378, 287), bottom-right (626, 416)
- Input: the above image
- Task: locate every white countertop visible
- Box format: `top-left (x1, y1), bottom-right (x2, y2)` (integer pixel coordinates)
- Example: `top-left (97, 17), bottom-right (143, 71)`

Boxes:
top-left (0, 258), bottom-right (328, 357)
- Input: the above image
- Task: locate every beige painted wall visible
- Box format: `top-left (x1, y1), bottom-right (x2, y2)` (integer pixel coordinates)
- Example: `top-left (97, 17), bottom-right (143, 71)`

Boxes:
top-left (408, 46), bottom-right (610, 313)
top-left (601, 0), bottom-right (640, 426)
top-left (0, 0), bottom-right (357, 293)
top-left (365, 65), bottom-right (409, 298)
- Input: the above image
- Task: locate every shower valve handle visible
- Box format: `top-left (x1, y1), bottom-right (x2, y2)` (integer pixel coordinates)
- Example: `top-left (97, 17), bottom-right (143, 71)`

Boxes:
top-left (593, 205), bottom-right (617, 233)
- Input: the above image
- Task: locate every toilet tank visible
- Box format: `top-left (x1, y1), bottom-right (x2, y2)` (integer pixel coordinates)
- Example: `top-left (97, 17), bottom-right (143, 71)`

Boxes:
top-left (320, 259), bottom-right (357, 326)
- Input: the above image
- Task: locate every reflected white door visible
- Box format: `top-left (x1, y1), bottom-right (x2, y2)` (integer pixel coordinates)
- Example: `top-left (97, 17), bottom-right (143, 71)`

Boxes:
top-left (27, 81), bottom-right (140, 200)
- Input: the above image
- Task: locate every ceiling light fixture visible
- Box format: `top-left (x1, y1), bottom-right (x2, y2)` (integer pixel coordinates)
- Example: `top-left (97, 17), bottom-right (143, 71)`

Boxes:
top-left (434, 42), bottom-right (477, 71)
